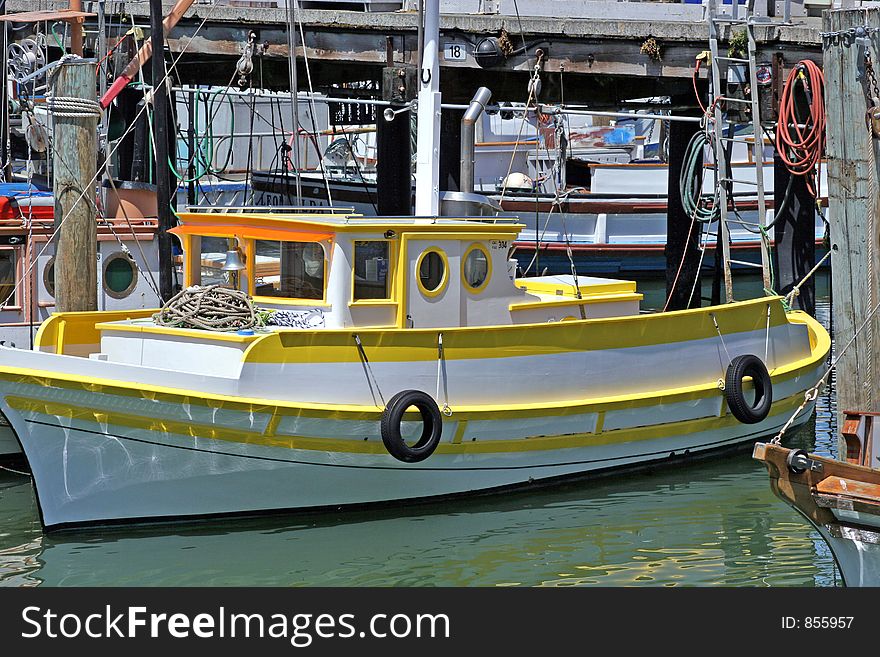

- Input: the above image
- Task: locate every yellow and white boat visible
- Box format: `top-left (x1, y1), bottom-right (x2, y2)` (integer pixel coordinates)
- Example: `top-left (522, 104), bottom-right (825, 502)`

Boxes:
top-left (0, 207), bottom-right (829, 529)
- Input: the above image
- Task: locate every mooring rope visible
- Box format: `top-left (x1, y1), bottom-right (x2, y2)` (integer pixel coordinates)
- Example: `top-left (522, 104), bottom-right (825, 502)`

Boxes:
top-left (153, 285), bottom-right (258, 332)
top-left (772, 294), bottom-right (880, 444)
top-left (46, 96), bottom-right (102, 118)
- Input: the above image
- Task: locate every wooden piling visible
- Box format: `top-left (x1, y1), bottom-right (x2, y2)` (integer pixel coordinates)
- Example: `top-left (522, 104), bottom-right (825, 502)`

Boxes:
top-left (824, 8), bottom-right (880, 440)
top-left (51, 60), bottom-right (98, 313)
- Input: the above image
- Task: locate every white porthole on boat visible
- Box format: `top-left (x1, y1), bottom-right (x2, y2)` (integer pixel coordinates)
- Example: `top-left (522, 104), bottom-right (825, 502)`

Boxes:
top-left (102, 251), bottom-right (138, 299)
top-left (416, 248), bottom-right (448, 298)
top-left (43, 256), bottom-right (55, 298)
top-left (462, 242), bottom-right (491, 294)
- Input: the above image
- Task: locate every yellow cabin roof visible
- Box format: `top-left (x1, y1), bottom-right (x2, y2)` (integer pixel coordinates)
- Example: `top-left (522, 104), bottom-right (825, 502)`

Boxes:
top-left (175, 210), bottom-right (525, 240)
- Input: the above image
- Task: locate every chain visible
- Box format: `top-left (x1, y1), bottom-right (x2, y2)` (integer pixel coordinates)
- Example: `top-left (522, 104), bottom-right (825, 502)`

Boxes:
top-left (819, 25), bottom-right (880, 44)
top-left (865, 50), bottom-right (880, 137)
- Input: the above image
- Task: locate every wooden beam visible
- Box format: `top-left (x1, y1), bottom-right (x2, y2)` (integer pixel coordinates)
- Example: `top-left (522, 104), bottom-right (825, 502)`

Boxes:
top-left (824, 8), bottom-right (880, 450)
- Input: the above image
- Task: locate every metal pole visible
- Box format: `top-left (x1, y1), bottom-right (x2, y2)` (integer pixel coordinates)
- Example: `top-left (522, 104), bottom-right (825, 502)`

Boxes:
top-left (150, 0), bottom-right (174, 301)
top-left (414, 0), bottom-right (441, 216)
top-left (187, 90), bottom-right (196, 206)
top-left (0, 0), bottom-right (10, 181)
top-left (286, 0), bottom-right (303, 206)
top-left (460, 87), bottom-right (491, 194)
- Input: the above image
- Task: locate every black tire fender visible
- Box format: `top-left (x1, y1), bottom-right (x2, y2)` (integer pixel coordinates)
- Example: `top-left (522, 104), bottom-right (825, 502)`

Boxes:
top-left (380, 390), bottom-right (443, 463)
top-left (724, 354), bottom-right (773, 424)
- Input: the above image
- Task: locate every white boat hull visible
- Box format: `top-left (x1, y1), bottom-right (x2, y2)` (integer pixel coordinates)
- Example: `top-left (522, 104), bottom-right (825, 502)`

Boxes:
top-left (5, 389), bottom-right (812, 529)
top-left (817, 524), bottom-right (880, 587)
top-left (0, 296), bottom-right (829, 529)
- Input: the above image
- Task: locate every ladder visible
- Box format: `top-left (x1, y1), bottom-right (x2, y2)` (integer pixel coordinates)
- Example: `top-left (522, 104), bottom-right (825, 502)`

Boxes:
top-left (706, 0), bottom-right (771, 303)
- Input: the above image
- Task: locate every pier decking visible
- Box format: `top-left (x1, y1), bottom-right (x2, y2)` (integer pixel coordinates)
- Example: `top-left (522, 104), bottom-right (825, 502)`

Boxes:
top-left (8, 1), bottom-right (824, 101)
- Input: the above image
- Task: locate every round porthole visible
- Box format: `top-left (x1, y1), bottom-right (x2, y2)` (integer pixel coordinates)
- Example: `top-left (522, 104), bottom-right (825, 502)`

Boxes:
top-left (416, 248), bottom-right (448, 298)
top-left (462, 243), bottom-right (492, 293)
top-left (102, 251), bottom-right (138, 299)
top-left (43, 257), bottom-right (55, 298)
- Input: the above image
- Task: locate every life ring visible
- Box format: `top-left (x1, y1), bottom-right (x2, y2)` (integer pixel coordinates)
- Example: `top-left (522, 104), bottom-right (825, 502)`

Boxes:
top-left (380, 390), bottom-right (443, 463)
top-left (724, 354), bottom-right (773, 424)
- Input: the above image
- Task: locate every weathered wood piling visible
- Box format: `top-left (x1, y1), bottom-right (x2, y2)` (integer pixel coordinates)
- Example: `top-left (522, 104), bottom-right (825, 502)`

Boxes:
top-left (50, 60), bottom-right (98, 313)
top-left (824, 8), bottom-right (880, 438)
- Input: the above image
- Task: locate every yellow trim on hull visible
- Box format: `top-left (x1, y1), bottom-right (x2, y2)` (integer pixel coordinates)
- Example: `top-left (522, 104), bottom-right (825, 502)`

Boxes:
top-left (242, 296), bottom-right (793, 365)
top-left (0, 345), bottom-right (822, 424)
top-left (0, 306), bottom-right (829, 421)
top-left (5, 390), bottom-right (808, 456)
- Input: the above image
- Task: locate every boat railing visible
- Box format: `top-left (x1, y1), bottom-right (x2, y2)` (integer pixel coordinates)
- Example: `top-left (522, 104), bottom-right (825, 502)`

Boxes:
top-left (183, 205), bottom-right (357, 215)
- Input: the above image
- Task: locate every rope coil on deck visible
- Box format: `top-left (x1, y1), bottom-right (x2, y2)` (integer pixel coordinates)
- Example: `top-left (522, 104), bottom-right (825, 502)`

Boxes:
top-left (153, 285), bottom-right (259, 332)
top-left (46, 96), bottom-right (102, 119)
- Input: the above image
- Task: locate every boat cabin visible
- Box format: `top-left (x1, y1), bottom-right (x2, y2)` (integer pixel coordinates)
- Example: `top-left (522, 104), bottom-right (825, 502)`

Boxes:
top-left (169, 209), bottom-right (643, 330)
top-left (34, 209), bottom-right (645, 371)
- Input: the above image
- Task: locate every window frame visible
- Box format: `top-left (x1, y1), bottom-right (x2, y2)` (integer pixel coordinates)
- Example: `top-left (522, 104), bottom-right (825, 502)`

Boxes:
top-left (0, 246), bottom-right (19, 310)
top-left (415, 247), bottom-right (449, 299)
top-left (251, 238), bottom-right (330, 305)
top-left (351, 238), bottom-right (396, 304)
top-left (102, 251), bottom-right (140, 300)
top-left (461, 242), bottom-right (492, 294)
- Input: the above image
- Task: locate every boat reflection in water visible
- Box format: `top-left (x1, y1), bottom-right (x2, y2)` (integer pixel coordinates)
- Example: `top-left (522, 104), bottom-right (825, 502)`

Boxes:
top-left (0, 435), bottom-right (836, 587)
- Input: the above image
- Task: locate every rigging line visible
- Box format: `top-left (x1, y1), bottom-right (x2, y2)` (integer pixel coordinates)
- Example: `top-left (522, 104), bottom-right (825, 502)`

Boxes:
top-left (685, 222), bottom-right (710, 307)
top-left (244, 85), bottom-right (257, 205)
top-left (710, 312), bottom-right (733, 368)
top-left (773, 293), bottom-right (880, 445)
top-left (104, 176), bottom-right (163, 300)
top-left (538, 126), bottom-right (582, 300)
top-left (294, 1), bottom-right (333, 207)
top-left (0, 5), bottom-right (218, 309)
top-left (511, 0), bottom-right (529, 57)
top-left (285, 0), bottom-right (302, 206)
top-left (353, 333), bottom-right (385, 407)
top-left (333, 119), bottom-right (378, 215)
top-left (164, 72), bottom-right (240, 184)
top-left (498, 69), bottom-right (541, 204)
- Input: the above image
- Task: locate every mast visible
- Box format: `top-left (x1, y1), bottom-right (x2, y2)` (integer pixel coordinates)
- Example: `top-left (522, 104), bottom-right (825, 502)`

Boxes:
top-left (414, 0), bottom-right (441, 216)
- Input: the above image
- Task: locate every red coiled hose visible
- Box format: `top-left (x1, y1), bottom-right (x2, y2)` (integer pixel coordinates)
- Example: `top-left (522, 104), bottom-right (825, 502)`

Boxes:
top-left (775, 60), bottom-right (825, 197)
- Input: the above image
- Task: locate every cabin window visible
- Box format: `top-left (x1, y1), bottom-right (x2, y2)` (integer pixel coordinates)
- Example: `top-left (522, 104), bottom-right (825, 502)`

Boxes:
top-left (0, 250), bottom-right (15, 306)
top-left (254, 240), bottom-right (325, 300)
top-left (43, 257), bottom-right (55, 298)
top-left (462, 243), bottom-right (491, 293)
top-left (416, 248), bottom-right (448, 298)
top-left (102, 251), bottom-right (138, 299)
top-left (199, 236), bottom-right (234, 287)
top-left (353, 240), bottom-right (391, 300)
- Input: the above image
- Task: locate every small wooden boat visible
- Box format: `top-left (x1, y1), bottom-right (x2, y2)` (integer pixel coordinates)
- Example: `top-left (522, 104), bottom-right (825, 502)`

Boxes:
top-left (0, 207), bottom-right (829, 530)
top-left (754, 411), bottom-right (880, 586)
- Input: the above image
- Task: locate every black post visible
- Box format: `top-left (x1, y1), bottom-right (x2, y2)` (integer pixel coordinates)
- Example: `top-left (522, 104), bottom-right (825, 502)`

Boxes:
top-left (187, 90), bottom-right (196, 206)
top-left (439, 107), bottom-right (463, 192)
top-left (150, 0), bottom-right (174, 301)
top-left (665, 111), bottom-right (702, 310)
top-left (377, 65), bottom-right (415, 215)
top-left (0, 0), bottom-right (10, 181)
top-left (772, 152), bottom-right (816, 315)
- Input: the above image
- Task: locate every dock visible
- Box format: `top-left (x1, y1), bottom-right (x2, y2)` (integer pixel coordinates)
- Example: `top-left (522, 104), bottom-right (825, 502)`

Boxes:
top-left (8, 0), bottom-right (824, 101)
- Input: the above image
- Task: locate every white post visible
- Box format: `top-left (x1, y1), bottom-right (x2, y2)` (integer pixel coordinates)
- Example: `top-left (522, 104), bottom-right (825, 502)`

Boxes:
top-left (415, 0), bottom-right (441, 216)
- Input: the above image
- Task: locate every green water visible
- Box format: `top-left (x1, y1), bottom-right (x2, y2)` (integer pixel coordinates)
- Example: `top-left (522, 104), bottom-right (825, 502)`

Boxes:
top-left (0, 276), bottom-right (839, 587)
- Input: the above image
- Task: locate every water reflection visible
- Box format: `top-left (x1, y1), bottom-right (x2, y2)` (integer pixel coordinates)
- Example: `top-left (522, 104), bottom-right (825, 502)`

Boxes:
top-left (0, 445), bottom-right (835, 587)
top-left (0, 277), bottom-right (838, 587)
